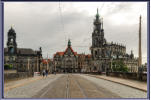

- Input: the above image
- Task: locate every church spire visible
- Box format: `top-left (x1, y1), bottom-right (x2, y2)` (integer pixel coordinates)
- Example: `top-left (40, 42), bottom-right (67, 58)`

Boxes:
top-left (68, 39), bottom-right (71, 47)
top-left (96, 8), bottom-right (100, 18)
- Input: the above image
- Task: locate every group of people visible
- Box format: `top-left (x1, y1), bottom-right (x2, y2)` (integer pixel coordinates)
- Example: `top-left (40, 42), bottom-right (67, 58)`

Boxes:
top-left (42, 69), bottom-right (48, 77)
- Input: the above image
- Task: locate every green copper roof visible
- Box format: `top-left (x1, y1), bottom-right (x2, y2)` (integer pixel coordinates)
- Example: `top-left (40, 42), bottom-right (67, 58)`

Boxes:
top-left (68, 39), bottom-right (71, 47)
top-left (96, 8), bottom-right (100, 18)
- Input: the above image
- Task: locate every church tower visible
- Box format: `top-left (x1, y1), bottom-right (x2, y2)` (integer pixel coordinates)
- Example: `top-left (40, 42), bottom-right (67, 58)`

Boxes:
top-left (91, 8), bottom-right (106, 60)
top-left (7, 27), bottom-right (17, 54)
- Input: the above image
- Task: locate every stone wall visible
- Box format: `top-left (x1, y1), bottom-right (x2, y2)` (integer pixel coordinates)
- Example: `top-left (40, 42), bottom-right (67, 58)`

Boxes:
top-left (4, 72), bottom-right (33, 82)
top-left (85, 72), bottom-right (147, 81)
top-left (108, 72), bottom-right (147, 81)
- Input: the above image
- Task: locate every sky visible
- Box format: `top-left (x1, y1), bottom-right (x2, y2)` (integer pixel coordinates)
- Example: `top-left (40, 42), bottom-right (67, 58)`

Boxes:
top-left (4, 2), bottom-right (148, 64)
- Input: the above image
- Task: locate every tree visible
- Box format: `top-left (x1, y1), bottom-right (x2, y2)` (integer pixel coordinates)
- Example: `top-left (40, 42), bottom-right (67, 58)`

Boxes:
top-left (4, 64), bottom-right (13, 70)
top-left (112, 61), bottom-right (128, 72)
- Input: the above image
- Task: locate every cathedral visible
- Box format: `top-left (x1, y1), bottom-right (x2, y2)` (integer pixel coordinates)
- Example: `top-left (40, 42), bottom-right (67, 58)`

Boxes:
top-left (4, 27), bottom-right (43, 72)
top-left (90, 8), bottom-right (138, 72)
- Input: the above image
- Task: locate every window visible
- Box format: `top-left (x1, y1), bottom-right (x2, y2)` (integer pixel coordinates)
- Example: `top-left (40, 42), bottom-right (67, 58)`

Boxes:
top-left (95, 51), bottom-right (97, 56)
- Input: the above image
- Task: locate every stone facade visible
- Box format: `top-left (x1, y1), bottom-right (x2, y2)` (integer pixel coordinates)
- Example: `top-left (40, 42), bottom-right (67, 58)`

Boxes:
top-left (4, 27), bottom-right (43, 73)
top-left (90, 9), bottom-right (138, 73)
top-left (53, 40), bottom-right (79, 73)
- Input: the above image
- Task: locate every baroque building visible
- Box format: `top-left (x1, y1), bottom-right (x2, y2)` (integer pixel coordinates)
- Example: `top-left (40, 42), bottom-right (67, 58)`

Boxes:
top-left (90, 9), bottom-right (138, 72)
top-left (53, 40), bottom-right (79, 73)
top-left (53, 40), bottom-right (93, 73)
top-left (4, 27), bottom-right (43, 72)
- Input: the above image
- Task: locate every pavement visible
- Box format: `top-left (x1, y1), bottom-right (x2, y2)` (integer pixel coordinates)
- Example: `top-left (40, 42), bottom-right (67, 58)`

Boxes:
top-left (4, 75), bottom-right (45, 92)
top-left (4, 74), bottom-right (147, 98)
top-left (86, 74), bottom-right (147, 92)
top-left (32, 74), bottom-right (120, 98)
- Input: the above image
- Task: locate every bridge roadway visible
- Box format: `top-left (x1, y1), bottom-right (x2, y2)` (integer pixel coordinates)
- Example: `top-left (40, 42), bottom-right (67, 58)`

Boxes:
top-left (5, 74), bottom-right (147, 98)
top-left (32, 74), bottom-right (120, 98)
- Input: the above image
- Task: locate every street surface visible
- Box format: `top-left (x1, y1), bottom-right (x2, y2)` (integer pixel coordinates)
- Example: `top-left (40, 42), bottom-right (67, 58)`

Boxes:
top-left (4, 74), bottom-right (147, 98)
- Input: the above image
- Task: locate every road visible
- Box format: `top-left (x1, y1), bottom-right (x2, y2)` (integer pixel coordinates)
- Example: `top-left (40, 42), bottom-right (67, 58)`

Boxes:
top-left (4, 74), bottom-right (147, 98)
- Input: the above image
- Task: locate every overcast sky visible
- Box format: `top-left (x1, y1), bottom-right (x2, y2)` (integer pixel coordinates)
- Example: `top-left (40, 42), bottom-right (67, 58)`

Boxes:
top-left (4, 2), bottom-right (148, 64)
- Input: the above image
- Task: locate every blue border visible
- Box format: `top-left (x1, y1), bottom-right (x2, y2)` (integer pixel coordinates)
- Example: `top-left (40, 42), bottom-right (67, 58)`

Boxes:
top-left (0, 1), bottom-right (4, 99)
top-left (0, 1), bottom-right (150, 100)
top-left (147, 1), bottom-right (150, 99)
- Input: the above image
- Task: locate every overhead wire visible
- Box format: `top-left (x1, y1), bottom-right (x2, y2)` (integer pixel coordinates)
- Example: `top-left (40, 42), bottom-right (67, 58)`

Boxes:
top-left (99, 3), bottom-right (105, 12)
top-left (59, 2), bottom-right (68, 42)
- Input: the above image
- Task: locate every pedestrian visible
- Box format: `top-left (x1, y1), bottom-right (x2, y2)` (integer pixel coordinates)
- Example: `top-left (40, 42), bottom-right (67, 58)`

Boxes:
top-left (46, 69), bottom-right (48, 77)
top-left (42, 69), bottom-right (45, 77)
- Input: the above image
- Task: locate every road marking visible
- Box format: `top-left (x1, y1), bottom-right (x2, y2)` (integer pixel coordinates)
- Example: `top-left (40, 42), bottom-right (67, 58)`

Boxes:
top-left (71, 74), bottom-right (87, 98)
top-left (66, 74), bottom-right (69, 98)
top-left (39, 74), bottom-right (63, 98)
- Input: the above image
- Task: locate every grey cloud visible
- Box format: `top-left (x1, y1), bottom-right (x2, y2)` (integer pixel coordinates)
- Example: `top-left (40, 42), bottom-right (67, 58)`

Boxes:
top-left (4, 2), bottom-right (147, 63)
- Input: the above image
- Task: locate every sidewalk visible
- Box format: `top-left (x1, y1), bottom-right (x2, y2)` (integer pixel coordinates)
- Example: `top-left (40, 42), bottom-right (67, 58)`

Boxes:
top-left (4, 75), bottom-right (51, 92)
top-left (86, 74), bottom-right (147, 92)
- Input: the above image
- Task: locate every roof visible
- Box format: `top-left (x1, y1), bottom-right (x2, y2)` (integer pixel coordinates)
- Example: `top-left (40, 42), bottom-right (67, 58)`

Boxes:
top-left (4, 47), bottom-right (37, 55)
top-left (54, 46), bottom-right (77, 57)
top-left (54, 52), bottom-right (64, 57)
top-left (17, 48), bottom-right (36, 55)
top-left (57, 52), bottom-right (64, 56)
top-left (85, 54), bottom-right (91, 58)
top-left (64, 46), bottom-right (77, 56)
top-left (42, 59), bottom-right (52, 64)
top-left (42, 59), bottom-right (47, 64)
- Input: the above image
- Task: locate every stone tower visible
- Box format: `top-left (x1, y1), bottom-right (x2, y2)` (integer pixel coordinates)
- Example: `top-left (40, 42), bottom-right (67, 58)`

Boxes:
top-left (7, 27), bottom-right (17, 54)
top-left (91, 8), bottom-right (106, 60)
top-left (138, 15), bottom-right (142, 67)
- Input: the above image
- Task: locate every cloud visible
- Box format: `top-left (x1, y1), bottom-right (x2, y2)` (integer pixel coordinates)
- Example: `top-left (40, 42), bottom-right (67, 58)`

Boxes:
top-left (4, 2), bottom-right (148, 64)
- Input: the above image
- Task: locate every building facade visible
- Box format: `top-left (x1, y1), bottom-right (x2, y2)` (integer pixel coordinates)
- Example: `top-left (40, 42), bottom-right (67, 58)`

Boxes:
top-left (90, 9), bottom-right (138, 73)
top-left (53, 40), bottom-right (79, 73)
top-left (4, 27), bottom-right (43, 73)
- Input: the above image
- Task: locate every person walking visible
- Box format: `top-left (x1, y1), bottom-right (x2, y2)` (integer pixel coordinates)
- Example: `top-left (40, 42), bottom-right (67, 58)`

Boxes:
top-left (42, 69), bottom-right (45, 77)
top-left (46, 69), bottom-right (48, 77)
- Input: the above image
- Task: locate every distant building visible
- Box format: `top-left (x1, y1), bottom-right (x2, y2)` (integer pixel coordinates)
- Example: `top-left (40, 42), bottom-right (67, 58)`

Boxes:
top-left (77, 54), bottom-right (86, 72)
top-left (53, 40), bottom-right (79, 73)
top-left (4, 27), bottom-right (43, 72)
top-left (90, 9), bottom-right (138, 72)
top-left (42, 59), bottom-right (54, 73)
